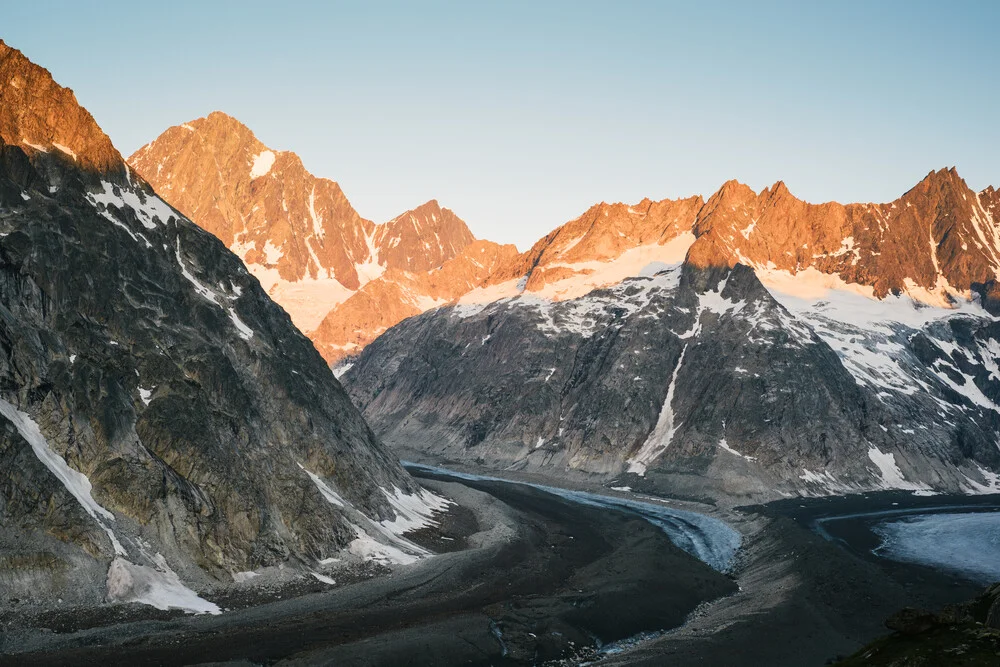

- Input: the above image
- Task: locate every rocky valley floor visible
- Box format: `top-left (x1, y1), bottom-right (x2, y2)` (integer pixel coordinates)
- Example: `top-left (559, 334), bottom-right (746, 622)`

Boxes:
top-left (0, 475), bottom-right (734, 666)
top-left (1, 463), bottom-right (996, 667)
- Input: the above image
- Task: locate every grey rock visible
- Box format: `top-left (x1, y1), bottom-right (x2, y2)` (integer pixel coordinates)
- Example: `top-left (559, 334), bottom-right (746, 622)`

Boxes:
top-left (345, 261), bottom-right (1000, 502)
top-left (0, 137), bottom-right (417, 604)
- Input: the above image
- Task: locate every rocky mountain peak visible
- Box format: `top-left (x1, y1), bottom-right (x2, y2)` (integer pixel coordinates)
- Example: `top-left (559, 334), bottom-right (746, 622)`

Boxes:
top-left (376, 199), bottom-right (476, 273)
top-left (130, 116), bottom-right (479, 336)
top-left (0, 40), bottom-right (123, 174)
top-left (686, 168), bottom-right (1000, 301)
top-left (901, 167), bottom-right (970, 201)
top-left (766, 179), bottom-right (791, 198)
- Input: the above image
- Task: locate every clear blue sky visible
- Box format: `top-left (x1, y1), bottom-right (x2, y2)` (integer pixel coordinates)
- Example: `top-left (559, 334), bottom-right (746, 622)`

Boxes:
top-left (5, 1), bottom-right (998, 249)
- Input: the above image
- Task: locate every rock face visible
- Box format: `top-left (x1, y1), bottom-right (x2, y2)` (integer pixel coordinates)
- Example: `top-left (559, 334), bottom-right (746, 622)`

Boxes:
top-left (0, 40), bottom-right (434, 608)
top-left (344, 174), bottom-right (1000, 502)
top-left (688, 169), bottom-right (1000, 301)
top-left (129, 115), bottom-right (476, 341)
top-left (312, 239), bottom-right (520, 363)
top-left (465, 197), bottom-right (704, 302)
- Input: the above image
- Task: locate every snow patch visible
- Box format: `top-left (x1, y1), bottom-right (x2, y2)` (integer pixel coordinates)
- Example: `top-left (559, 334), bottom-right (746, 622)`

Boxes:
top-left (176, 239), bottom-right (254, 341)
top-left (52, 143), bottom-right (77, 160)
top-left (299, 464), bottom-right (347, 507)
top-left (867, 447), bottom-right (932, 492)
top-left (21, 139), bottom-right (48, 152)
top-left (86, 181), bottom-right (175, 230)
top-left (0, 399), bottom-right (113, 522)
top-left (249, 150), bottom-right (276, 179)
top-left (347, 525), bottom-right (420, 566)
top-left (378, 486), bottom-right (452, 537)
top-left (698, 288), bottom-right (747, 316)
top-left (263, 240), bottom-right (284, 265)
top-left (0, 398), bottom-right (126, 555)
top-left (176, 239), bottom-right (220, 303)
top-left (311, 571), bottom-right (336, 585)
top-left (307, 185), bottom-right (325, 238)
top-left (226, 308), bottom-right (254, 341)
top-left (107, 557), bottom-right (220, 615)
top-left (354, 227), bottom-right (386, 285)
top-left (627, 345), bottom-right (687, 475)
top-left (717, 438), bottom-right (756, 462)
top-left (963, 465), bottom-right (1000, 495)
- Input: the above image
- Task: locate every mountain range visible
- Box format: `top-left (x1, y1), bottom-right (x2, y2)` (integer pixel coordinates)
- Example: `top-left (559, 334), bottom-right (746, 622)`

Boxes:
top-left (128, 106), bottom-right (1000, 504)
top-left (343, 171), bottom-right (1000, 502)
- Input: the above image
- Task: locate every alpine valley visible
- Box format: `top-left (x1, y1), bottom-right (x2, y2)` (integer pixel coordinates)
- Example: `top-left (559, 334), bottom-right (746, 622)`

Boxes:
top-left (2, 25), bottom-right (1000, 667)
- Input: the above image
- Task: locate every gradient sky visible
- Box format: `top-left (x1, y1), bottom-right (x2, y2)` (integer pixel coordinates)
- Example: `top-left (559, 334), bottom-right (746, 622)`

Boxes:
top-left (5, 1), bottom-right (998, 249)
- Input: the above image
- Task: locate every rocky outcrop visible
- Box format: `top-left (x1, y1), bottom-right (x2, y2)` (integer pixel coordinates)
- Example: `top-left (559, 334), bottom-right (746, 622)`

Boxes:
top-left (0, 41), bottom-right (122, 174)
top-left (129, 116), bottom-right (476, 335)
top-left (836, 583), bottom-right (1000, 665)
top-left (0, 41), bottom-right (434, 609)
top-left (372, 199), bottom-right (476, 273)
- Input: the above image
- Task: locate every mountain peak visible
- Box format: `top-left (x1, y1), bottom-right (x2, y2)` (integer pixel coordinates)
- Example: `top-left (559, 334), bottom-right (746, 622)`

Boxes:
top-left (161, 111), bottom-right (260, 146)
top-left (206, 109), bottom-right (241, 123)
top-left (914, 166), bottom-right (965, 191)
top-left (199, 111), bottom-right (260, 139)
top-left (766, 180), bottom-right (791, 197)
top-left (377, 200), bottom-right (476, 272)
top-left (0, 39), bottom-right (122, 173)
top-left (130, 114), bottom-right (480, 331)
top-left (396, 198), bottom-right (450, 222)
top-left (717, 178), bottom-right (753, 196)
